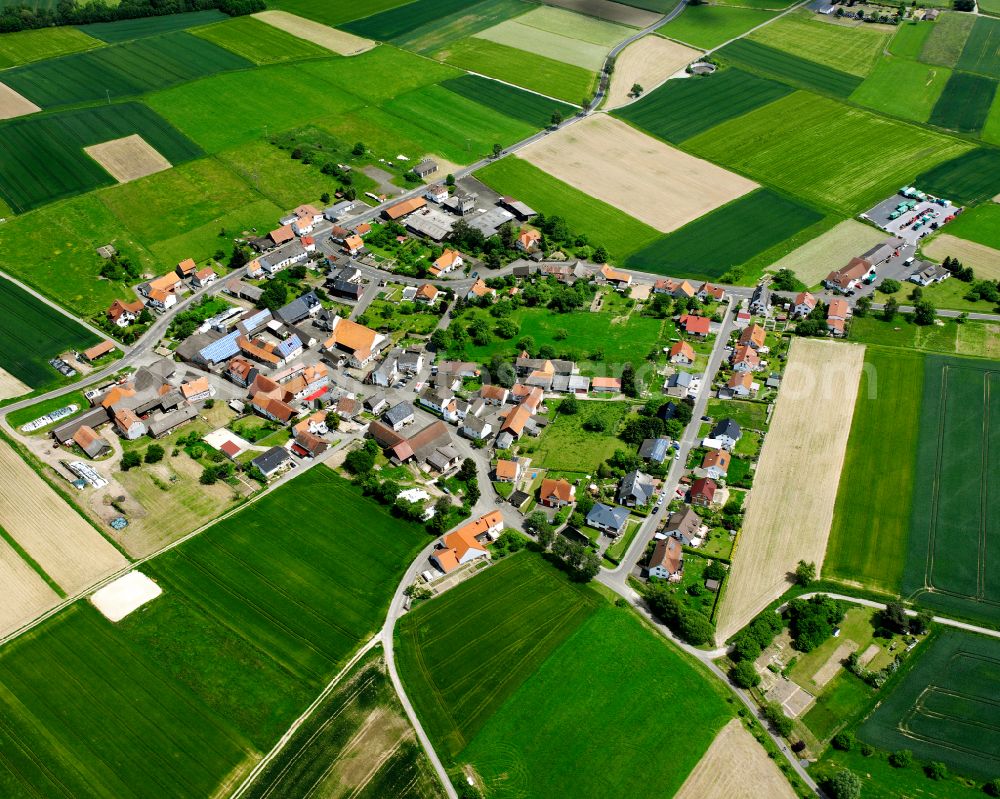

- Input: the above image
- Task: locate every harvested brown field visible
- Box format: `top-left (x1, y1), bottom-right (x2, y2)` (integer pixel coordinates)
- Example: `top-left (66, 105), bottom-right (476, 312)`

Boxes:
top-left (0, 367), bottom-right (30, 400)
top-left (716, 338), bottom-right (865, 642)
top-left (606, 36), bottom-right (701, 109)
top-left (770, 219), bottom-right (886, 286)
top-left (518, 114), bottom-right (756, 233)
top-left (675, 719), bottom-right (797, 799)
top-left (922, 234), bottom-right (1000, 280)
top-left (0, 438), bottom-right (127, 595)
top-left (83, 134), bottom-right (172, 183)
top-left (0, 81), bottom-right (40, 120)
top-left (252, 10), bottom-right (375, 55)
top-left (541, 0), bottom-right (661, 27)
top-left (0, 538), bottom-right (60, 639)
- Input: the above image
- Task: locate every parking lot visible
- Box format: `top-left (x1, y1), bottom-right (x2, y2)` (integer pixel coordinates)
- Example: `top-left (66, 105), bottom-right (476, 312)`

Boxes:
top-left (862, 190), bottom-right (960, 245)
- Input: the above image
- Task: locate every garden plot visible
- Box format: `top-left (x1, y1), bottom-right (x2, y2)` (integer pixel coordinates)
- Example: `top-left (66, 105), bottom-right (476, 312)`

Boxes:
top-left (84, 134), bottom-right (172, 183)
top-left (923, 234), bottom-right (1000, 279)
top-left (0, 82), bottom-right (40, 120)
top-left (606, 36), bottom-right (701, 108)
top-left (252, 10), bottom-right (376, 55)
top-left (675, 719), bottom-right (797, 799)
top-left (0, 538), bottom-right (60, 639)
top-left (518, 113), bottom-right (756, 232)
top-left (769, 219), bottom-right (886, 286)
top-left (717, 338), bottom-right (865, 642)
top-left (0, 439), bottom-right (127, 595)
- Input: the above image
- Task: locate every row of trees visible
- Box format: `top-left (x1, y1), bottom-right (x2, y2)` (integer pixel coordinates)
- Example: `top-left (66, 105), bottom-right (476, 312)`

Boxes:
top-left (0, 0), bottom-right (262, 33)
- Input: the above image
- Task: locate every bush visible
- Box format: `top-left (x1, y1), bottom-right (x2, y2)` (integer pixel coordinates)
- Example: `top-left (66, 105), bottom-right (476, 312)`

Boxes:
top-left (120, 451), bottom-right (141, 471)
top-left (860, 743), bottom-right (874, 757)
top-left (924, 762), bottom-right (948, 780)
top-left (878, 279), bottom-right (901, 295)
top-left (731, 660), bottom-right (761, 688)
top-left (984, 778), bottom-right (1000, 797)
top-left (832, 731), bottom-right (855, 751)
top-left (144, 444), bottom-right (164, 464)
top-left (889, 749), bottom-right (912, 768)
top-left (344, 447), bottom-right (376, 475)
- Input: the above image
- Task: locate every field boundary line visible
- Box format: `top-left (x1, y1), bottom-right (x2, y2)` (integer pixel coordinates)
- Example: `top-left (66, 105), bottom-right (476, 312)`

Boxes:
top-left (228, 635), bottom-right (381, 799)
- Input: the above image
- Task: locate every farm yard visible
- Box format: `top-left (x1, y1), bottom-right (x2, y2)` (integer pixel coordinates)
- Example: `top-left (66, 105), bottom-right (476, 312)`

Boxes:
top-left (0, 468), bottom-right (430, 798)
top-left (606, 35), bottom-right (702, 109)
top-left (624, 188), bottom-right (824, 280)
top-left (239, 649), bottom-right (445, 799)
top-left (517, 114), bottom-right (757, 233)
top-left (825, 349), bottom-right (924, 594)
top-left (685, 91), bottom-right (972, 214)
top-left (0, 275), bottom-right (100, 389)
top-left (717, 338), bottom-right (865, 642)
top-left (858, 629), bottom-right (1000, 779)
top-left (902, 355), bottom-right (999, 626)
top-left (396, 554), bottom-right (733, 797)
top-left (615, 66), bottom-right (792, 143)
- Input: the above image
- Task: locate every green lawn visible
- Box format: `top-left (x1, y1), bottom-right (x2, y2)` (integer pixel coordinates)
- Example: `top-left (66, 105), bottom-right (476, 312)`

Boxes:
top-left (928, 70), bottom-right (998, 134)
top-left (920, 11), bottom-right (975, 68)
top-left (475, 157), bottom-right (662, 262)
top-left (707, 398), bottom-right (770, 431)
top-left (747, 9), bottom-right (890, 76)
top-left (942, 201), bottom-right (1000, 249)
top-left (614, 67), bottom-right (793, 144)
top-left (396, 553), bottom-right (601, 757)
top-left (459, 604), bottom-right (732, 799)
top-left (0, 26), bottom-right (100, 68)
top-left (527, 401), bottom-right (632, 474)
top-left (685, 91), bottom-right (972, 214)
top-left (438, 37), bottom-right (595, 103)
top-left (718, 38), bottom-right (863, 97)
top-left (625, 188), bottom-right (824, 280)
top-left (850, 56), bottom-right (951, 123)
top-left (824, 347), bottom-right (924, 594)
top-left (190, 15), bottom-right (331, 64)
top-left (659, 5), bottom-right (779, 50)
top-left (956, 16), bottom-right (1000, 78)
top-left (902, 356), bottom-right (1000, 626)
top-left (889, 20), bottom-right (933, 58)
top-left (0, 276), bottom-right (99, 389)
top-left (858, 629), bottom-right (1000, 779)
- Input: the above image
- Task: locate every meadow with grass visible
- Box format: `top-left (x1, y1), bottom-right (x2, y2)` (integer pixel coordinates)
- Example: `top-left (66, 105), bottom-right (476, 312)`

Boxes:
top-left (528, 400), bottom-right (633, 474)
top-left (850, 57), bottom-right (950, 123)
top-left (0, 26), bottom-right (99, 67)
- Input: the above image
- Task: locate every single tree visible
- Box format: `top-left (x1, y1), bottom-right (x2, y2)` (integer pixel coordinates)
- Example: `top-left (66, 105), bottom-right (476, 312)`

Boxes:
top-left (795, 559), bottom-right (816, 586)
top-left (827, 769), bottom-right (862, 799)
top-left (550, 109), bottom-right (563, 127)
top-left (881, 296), bottom-right (899, 322)
top-left (913, 299), bottom-right (936, 325)
top-left (492, 143), bottom-right (503, 159)
top-left (144, 444), bottom-right (164, 464)
top-left (630, 83), bottom-right (644, 97)
top-left (121, 451), bottom-right (141, 471)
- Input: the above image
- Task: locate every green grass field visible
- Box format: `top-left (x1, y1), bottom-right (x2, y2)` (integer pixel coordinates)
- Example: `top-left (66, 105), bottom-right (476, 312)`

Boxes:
top-left (686, 91), bottom-right (972, 214)
top-left (890, 20), bottom-right (933, 58)
top-left (858, 629), bottom-right (1000, 779)
top-left (929, 71), bottom-right (998, 133)
top-left (394, 0), bottom-right (530, 55)
top-left (459, 604), bottom-right (732, 799)
top-left (942, 202), bottom-right (1000, 249)
top-left (902, 356), bottom-right (999, 626)
top-left (0, 101), bottom-right (202, 214)
top-left (747, 10), bottom-right (890, 76)
top-left (438, 37), bottom-right (595, 103)
top-left (706, 398), bottom-right (770, 430)
top-left (476, 157), bottom-right (661, 261)
top-left (718, 38), bottom-right (863, 97)
top-left (191, 15), bottom-right (331, 63)
top-left (440, 74), bottom-right (576, 127)
top-left (956, 16), bottom-right (1000, 78)
top-left (396, 554), bottom-right (601, 756)
top-left (529, 401), bottom-right (633, 473)
top-left (342, 0), bottom-right (477, 40)
top-left (659, 5), bottom-right (778, 49)
top-left (0, 26), bottom-right (100, 68)
top-left (916, 147), bottom-right (1000, 204)
top-left (625, 189), bottom-right (823, 279)
top-left (76, 9), bottom-right (229, 42)
top-left (2, 31), bottom-right (252, 109)
top-left (614, 67), bottom-right (793, 143)
top-left (380, 84), bottom-right (537, 162)
top-left (824, 347), bottom-right (924, 594)
top-left (920, 11), bottom-right (975, 68)
top-left (266, 0), bottom-right (415, 27)
top-left (850, 57), bottom-right (951, 123)
top-left (0, 276), bottom-right (99, 389)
